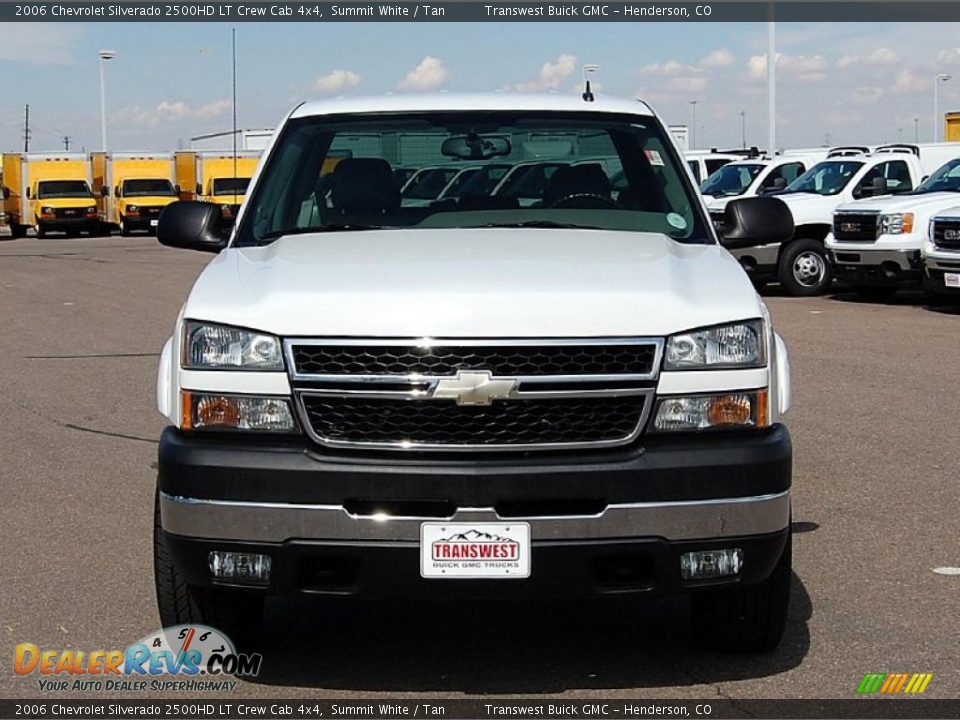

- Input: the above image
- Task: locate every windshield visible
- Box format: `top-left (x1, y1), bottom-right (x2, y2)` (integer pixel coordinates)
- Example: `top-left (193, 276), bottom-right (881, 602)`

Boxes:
top-left (785, 160), bottom-right (863, 196)
top-left (700, 163), bottom-right (764, 197)
top-left (212, 177), bottom-right (251, 196)
top-left (916, 159), bottom-right (960, 193)
top-left (122, 179), bottom-right (176, 197)
top-left (37, 180), bottom-right (92, 199)
top-left (452, 164), bottom-right (511, 198)
top-left (236, 110), bottom-right (709, 246)
top-left (402, 167), bottom-right (461, 199)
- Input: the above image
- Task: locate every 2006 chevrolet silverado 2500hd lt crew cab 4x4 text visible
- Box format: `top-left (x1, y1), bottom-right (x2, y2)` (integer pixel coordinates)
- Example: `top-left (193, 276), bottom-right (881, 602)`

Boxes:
top-left (154, 95), bottom-right (796, 652)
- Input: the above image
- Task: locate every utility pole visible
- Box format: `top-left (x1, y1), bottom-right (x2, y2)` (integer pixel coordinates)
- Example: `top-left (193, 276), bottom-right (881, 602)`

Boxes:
top-left (23, 104), bottom-right (30, 152)
top-left (740, 110), bottom-right (747, 149)
top-left (63, 136), bottom-right (71, 151)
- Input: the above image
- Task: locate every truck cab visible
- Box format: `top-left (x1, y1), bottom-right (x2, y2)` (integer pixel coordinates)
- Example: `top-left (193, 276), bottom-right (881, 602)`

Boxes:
top-left (826, 155), bottom-right (960, 300)
top-left (91, 153), bottom-right (179, 236)
top-left (174, 151), bottom-right (260, 224)
top-left (2, 153), bottom-right (98, 238)
top-left (114, 178), bottom-right (178, 235)
top-left (923, 206), bottom-right (960, 296)
top-left (152, 94), bottom-right (795, 653)
top-left (720, 148), bottom-right (924, 296)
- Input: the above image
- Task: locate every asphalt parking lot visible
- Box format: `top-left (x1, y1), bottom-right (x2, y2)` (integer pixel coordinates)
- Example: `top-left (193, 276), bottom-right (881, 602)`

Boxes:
top-left (1, 235), bottom-right (958, 701)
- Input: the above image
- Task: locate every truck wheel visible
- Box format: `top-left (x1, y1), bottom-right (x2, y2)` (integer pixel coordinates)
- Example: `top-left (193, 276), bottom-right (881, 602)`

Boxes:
top-left (34, 223), bottom-right (46, 239)
top-left (153, 492), bottom-right (264, 648)
top-left (120, 218), bottom-right (131, 236)
top-left (689, 529), bottom-right (792, 653)
top-left (852, 285), bottom-right (897, 302)
top-left (778, 239), bottom-right (832, 296)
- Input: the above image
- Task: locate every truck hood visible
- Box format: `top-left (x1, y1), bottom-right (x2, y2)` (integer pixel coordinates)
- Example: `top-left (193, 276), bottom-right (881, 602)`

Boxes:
top-left (775, 192), bottom-right (840, 224)
top-left (183, 229), bottom-right (763, 338)
top-left (836, 191), bottom-right (960, 216)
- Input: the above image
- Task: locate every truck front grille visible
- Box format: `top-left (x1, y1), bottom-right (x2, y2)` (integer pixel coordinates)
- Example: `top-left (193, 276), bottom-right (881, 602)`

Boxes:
top-left (932, 219), bottom-right (960, 251)
top-left (139, 206), bottom-right (163, 218)
top-left (286, 338), bottom-right (662, 451)
top-left (290, 341), bottom-right (658, 378)
top-left (299, 395), bottom-right (648, 449)
top-left (833, 213), bottom-right (879, 242)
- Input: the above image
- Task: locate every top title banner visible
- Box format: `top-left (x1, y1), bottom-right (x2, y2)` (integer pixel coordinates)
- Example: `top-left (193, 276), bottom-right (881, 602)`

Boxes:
top-left (3, 1), bottom-right (960, 22)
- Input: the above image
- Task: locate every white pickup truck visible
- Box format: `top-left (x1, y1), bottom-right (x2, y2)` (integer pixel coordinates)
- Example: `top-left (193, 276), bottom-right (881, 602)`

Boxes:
top-left (153, 94), bottom-right (795, 652)
top-left (826, 156), bottom-right (960, 300)
top-left (722, 147), bottom-right (931, 296)
top-left (924, 206), bottom-right (960, 296)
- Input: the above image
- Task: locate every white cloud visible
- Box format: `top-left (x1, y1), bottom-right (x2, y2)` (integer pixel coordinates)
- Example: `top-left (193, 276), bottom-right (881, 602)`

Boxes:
top-left (314, 69), bottom-right (361, 94)
top-left (852, 86), bottom-right (885, 105)
top-left (508, 54), bottom-right (578, 91)
top-left (398, 56), bottom-right (448, 91)
top-left (748, 53), bottom-right (827, 83)
top-left (837, 47), bottom-right (899, 68)
top-left (114, 98), bottom-right (231, 128)
top-left (892, 69), bottom-right (928, 94)
top-left (700, 49), bottom-right (734, 68)
top-left (936, 48), bottom-right (960, 66)
top-left (0, 23), bottom-right (79, 65)
top-left (667, 76), bottom-right (708, 93)
top-left (640, 59), bottom-right (698, 77)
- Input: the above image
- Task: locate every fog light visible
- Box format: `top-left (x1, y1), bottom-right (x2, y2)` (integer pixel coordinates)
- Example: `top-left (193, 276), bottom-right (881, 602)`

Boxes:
top-left (680, 548), bottom-right (743, 580)
top-left (208, 551), bottom-right (272, 585)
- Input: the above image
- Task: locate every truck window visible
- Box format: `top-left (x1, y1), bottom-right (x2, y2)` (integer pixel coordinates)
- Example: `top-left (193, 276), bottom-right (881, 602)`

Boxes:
top-left (856, 160), bottom-right (913, 194)
top-left (211, 177), bottom-right (251, 196)
top-left (704, 158), bottom-right (733, 176)
top-left (785, 160), bottom-right (863, 196)
top-left (122, 179), bottom-right (176, 197)
top-left (36, 180), bottom-right (92, 199)
top-left (701, 163), bottom-right (764, 197)
top-left (687, 160), bottom-right (701, 183)
top-left (760, 162), bottom-right (804, 192)
top-left (238, 111), bottom-right (710, 245)
top-left (916, 158), bottom-right (960, 192)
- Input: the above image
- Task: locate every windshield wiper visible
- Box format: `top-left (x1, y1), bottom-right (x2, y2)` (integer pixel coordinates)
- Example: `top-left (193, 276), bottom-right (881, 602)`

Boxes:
top-left (477, 220), bottom-right (604, 230)
top-left (260, 223), bottom-right (385, 240)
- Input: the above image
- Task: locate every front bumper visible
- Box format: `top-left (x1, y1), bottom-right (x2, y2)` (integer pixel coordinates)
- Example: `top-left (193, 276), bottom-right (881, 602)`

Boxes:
top-left (158, 425), bottom-right (792, 597)
top-left (830, 248), bottom-right (922, 286)
top-left (39, 217), bottom-right (98, 232)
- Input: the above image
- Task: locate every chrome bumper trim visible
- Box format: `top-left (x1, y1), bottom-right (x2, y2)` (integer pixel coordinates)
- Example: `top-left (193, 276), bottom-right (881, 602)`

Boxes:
top-left (159, 490), bottom-right (791, 543)
top-left (833, 248), bottom-right (918, 269)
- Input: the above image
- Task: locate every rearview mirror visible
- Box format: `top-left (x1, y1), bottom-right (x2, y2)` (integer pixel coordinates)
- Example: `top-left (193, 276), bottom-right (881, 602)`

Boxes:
top-left (441, 134), bottom-right (511, 160)
top-left (157, 201), bottom-right (227, 253)
top-left (717, 197), bottom-right (794, 250)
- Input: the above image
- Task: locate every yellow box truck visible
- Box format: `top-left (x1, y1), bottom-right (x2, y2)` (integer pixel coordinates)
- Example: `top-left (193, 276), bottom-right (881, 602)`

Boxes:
top-left (91, 152), bottom-right (178, 235)
top-left (1, 153), bottom-right (98, 238)
top-left (174, 150), bottom-right (260, 222)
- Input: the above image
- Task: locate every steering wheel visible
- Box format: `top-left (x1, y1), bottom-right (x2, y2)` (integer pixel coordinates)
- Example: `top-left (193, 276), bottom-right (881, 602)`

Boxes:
top-left (548, 192), bottom-right (620, 209)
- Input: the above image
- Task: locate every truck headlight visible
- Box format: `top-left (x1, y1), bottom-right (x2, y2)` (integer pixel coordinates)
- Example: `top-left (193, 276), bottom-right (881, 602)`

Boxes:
top-left (181, 391), bottom-right (296, 432)
top-left (879, 212), bottom-right (914, 235)
top-left (183, 322), bottom-right (284, 370)
top-left (41, 206), bottom-right (55, 215)
top-left (651, 390), bottom-right (768, 432)
top-left (126, 204), bottom-right (139, 216)
top-left (664, 320), bottom-right (765, 370)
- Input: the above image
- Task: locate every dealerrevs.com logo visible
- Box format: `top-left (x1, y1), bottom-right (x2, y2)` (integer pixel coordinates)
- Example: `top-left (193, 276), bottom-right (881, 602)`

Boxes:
top-left (14, 625), bottom-right (261, 692)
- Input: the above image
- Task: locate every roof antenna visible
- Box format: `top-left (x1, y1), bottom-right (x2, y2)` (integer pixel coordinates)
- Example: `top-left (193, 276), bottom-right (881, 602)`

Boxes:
top-left (582, 64), bottom-right (599, 102)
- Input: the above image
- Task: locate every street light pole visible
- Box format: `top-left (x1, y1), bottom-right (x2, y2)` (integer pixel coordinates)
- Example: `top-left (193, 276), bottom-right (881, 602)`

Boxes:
top-left (934, 73), bottom-right (951, 143)
top-left (740, 110), bottom-right (747, 149)
top-left (767, 19), bottom-right (776, 154)
top-left (689, 100), bottom-right (697, 150)
top-left (98, 49), bottom-right (116, 151)
top-left (914, 117), bottom-right (920, 142)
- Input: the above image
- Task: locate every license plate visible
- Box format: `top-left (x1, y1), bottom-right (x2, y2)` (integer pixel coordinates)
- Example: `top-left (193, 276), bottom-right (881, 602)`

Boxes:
top-left (945, 272), bottom-right (960, 288)
top-left (420, 522), bottom-right (530, 579)
top-left (150, 219), bottom-right (159, 228)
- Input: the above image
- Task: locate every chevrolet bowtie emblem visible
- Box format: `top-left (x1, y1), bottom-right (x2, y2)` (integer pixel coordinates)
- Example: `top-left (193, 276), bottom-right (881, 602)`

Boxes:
top-left (431, 370), bottom-right (518, 406)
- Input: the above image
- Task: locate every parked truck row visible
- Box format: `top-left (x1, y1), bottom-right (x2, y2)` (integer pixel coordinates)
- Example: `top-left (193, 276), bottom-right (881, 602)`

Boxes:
top-left (0, 150), bottom-right (261, 238)
top-left (700, 142), bottom-right (960, 298)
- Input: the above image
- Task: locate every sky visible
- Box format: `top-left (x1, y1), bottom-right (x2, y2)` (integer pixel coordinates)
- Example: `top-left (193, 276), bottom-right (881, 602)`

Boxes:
top-left (3, 21), bottom-right (960, 153)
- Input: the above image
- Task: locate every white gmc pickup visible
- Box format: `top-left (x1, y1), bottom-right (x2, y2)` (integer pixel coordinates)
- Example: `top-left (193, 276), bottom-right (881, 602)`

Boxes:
top-left (154, 94), bottom-right (795, 652)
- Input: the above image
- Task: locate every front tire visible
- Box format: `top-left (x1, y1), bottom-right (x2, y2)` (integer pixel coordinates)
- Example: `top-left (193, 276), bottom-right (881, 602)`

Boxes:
top-left (120, 218), bottom-right (132, 236)
top-left (153, 492), bottom-right (264, 647)
top-left (34, 222), bottom-right (46, 239)
top-left (690, 529), bottom-right (792, 653)
top-left (778, 239), bottom-right (832, 296)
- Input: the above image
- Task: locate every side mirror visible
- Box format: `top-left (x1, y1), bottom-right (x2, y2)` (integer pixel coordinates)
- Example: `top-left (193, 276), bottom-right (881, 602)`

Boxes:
top-left (101, 186), bottom-right (109, 197)
top-left (771, 177), bottom-right (787, 191)
top-left (718, 197), bottom-right (794, 250)
top-left (174, 184), bottom-right (181, 195)
top-left (157, 201), bottom-right (227, 253)
top-left (26, 187), bottom-right (31, 199)
top-left (114, 185), bottom-right (120, 198)
top-left (196, 183), bottom-right (202, 196)
top-left (1, 186), bottom-right (9, 200)
top-left (858, 176), bottom-right (889, 198)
